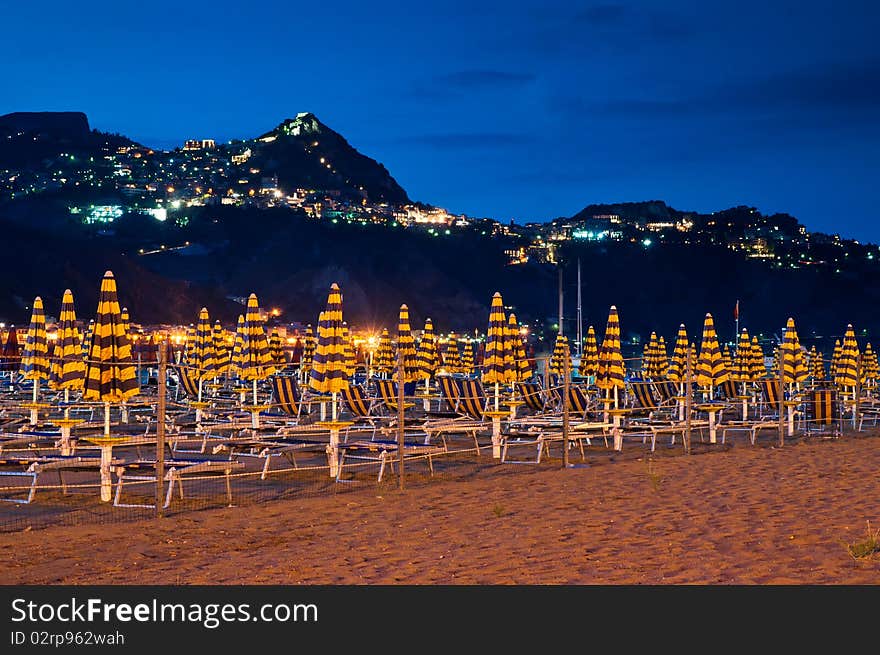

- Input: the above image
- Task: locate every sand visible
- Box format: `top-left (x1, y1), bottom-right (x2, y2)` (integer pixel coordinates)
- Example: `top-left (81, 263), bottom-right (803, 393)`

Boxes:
top-left (1, 435), bottom-right (879, 584)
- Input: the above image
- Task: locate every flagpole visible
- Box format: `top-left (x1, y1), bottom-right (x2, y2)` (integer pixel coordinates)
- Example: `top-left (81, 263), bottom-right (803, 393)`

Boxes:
top-left (735, 299), bottom-right (740, 344)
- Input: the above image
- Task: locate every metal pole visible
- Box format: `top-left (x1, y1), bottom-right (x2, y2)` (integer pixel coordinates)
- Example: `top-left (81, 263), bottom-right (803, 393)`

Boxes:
top-left (685, 346), bottom-right (692, 454)
top-left (562, 349), bottom-right (570, 468)
top-left (156, 344), bottom-right (167, 518)
top-left (777, 356), bottom-right (785, 447)
top-left (576, 258), bottom-right (583, 358)
top-left (397, 348), bottom-right (405, 491)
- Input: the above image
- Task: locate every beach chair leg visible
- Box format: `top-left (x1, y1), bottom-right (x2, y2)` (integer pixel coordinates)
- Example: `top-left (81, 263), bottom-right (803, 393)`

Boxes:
top-left (164, 476), bottom-right (175, 509)
top-left (57, 469), bottom-right (68, 495)
top-left (225, 472), bottom-right (234, 506)
top-left (578, 439), bottom-right (586, 461)
top-left (113, 474), bottom-right (125, 506)
top-left (261, 455), bottom-right (272, 480)
top-left (177, 475), bottom-right (185, 500)
top-left (377, 451), bottom-right (387, 483)
top-left (427, 454), bottom-right (434, 477)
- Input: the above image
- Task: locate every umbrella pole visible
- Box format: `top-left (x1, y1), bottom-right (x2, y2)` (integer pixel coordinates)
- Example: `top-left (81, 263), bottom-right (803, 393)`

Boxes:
top-left (198, 377), bottom-right (203, 403)
top-left (104, 401), bottom-right (110, 438)
top-left (64, 388), bottom-right (70, 420)
top-left (252, 379), bottom-right (258, 405)
top-left (494, 382), bottom-right (499, 411)
top-left (332, 391), bottom-right (338, 421)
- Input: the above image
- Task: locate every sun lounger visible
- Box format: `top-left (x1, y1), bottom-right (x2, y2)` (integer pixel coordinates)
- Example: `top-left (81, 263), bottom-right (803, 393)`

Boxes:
top-left (336, 439), bottom-right (445, 483)
top-left (0, 453), bottom-right (122, 504)
top-left (113, 457), bottom-right (246, 508)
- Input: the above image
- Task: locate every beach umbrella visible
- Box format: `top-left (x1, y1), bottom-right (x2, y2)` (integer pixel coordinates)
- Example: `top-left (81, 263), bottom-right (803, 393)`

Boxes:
top-left (1, 327), bottom-right (19, 386)
top-left (83, 271), bottom-right (140, 435)
top-left (269, 329), bottom-right (286, 368)
top-left (212, 320), bottom-right (229, 378)
top-left (830, 339), bottom-right (842, 381)
top-left (374, 327), bottom-right (394, 376)
top-left (300, 324), bottom-right (316, 377)
top-left (547, 334), bottom-right (571, 384)
top-left (667, 324), bottom-right (689, 381)
top-left (596, 306), bottom-right (625, 405)
top-left (461, 341), bottom-right (475, 375)
top-left (780, 318), bottom-right (808, 387)
top-left (749, 337), bottom-right (766, 379)
top-left (341, 322), bottom-right (356, 378)
top-left (231, 315), bottom-right (245, 378)
top-left (481, 292), bottom-right (510, 411)
top-left (644, 332), bottom-right (659, 378)
top-left (238, 293), bottom-right (276, 404)
top-left (309, 283), bottom-right (349, 418)
top-left (861, 343), bottom-right (879, 387)
top-left (732, 329), bottom-right (752, 383)
top-left (19, 296), bottom-right (51, 406)
top-left (416, 318), bottom-right (439, 385)
top-left (191, 307), bottom-right (216, 402)
top-left (580, 325), bottom-right (599, 379)
top-left (508, 313), bottom-right (531, 382)
top-left (721, 344), bottom-right (733, 375)
top-left (811, 348), bottom-right (826, 382)
top-left (82, 319), bottom-right (95, 361)
top-left (655, 336), bottom-right (669, 380)
top-left (442, 332), bottom-right (462, 374)
top-left (394, 304), bottom-right (420, 384)
top-left (49, 289), bottom-right (85, 397)
top-left (834, 325), bottom-right (860, 389)
top-left (695, 313), bottom-right (729, 395)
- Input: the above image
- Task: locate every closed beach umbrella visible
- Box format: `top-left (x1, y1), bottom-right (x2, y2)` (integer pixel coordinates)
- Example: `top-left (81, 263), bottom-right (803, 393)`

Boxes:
top-left (239, 293), bottom-right (276, 403)
top-left (300, 324), bottom-right (316, 376)
top-left (644, 332), bottom-right (659, 378)
top-left (416, 318), bottom-right (439, 384)
top-left (374, 327), bottom-right (394, 376)
top-left (749, 337), bottom-right (766, 379)
top-left (695, 313), bottom-right (729, 395)
top-left (508, 313), bottom-right (531, 382)
top-left (548, 334), bottom-right (571, 379)
top-left (830, 339), bottom-right (842, 381)
top-left (721, 344), bottom-right (733, 375)
top-left (49, 289), bottom-right (85, 395)
top-left (82, 319), bottom-right (95, 362)
top-left (780, 318), bottom-right (808, 386)
top-left (481, 292), bottom-right (509, 410)
top-left (341, 322), bottom-right (356, 378)
top-left (191, 307), bottom-right (215, 401)
top-left (461, 340), bottom-right (475, 376)
top-left (212, 320), bottom-right (229, 378)
top-left (732, 329), bottom-right (752, 383)
top-left (596, 306), bottom-right (625, 404)
top-left (231, 315), bottom-right (245, 378)
top-left (667, 324), bottom-right (689, 381)
top-left (270, 329), bottom-right (286, 368)
top-left (811, 348), bottom-right (826, 382)
top-left (309, 283), bottom-right (349, 419)
top-left (581, 325), bottom-right (599, 379)
top-left (834, 325), bottom-right (859, 389)
top-left (1, 327), bottom-right (19, 382)
top-left (442, 332), bottom-right (462, 374)
top-left (860, 343), bottom-right (879, 386)
top-left (655, 336), bottom-right (669, 380)
top-left (83, 271), bottom-right (140, 435)
top-left (19, 296), bottom-right (50, 405)
top-left (394, 304), bottom-right (420, 384)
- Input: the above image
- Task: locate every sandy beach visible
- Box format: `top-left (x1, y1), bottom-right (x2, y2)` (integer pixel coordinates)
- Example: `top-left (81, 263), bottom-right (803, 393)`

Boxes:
top-left (2, 434), bottom-right (879, 585)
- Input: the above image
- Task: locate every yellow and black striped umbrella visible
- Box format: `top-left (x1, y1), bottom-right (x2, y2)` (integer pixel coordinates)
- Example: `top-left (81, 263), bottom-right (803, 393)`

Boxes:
top-left (830, 339), bottom-right (842, 381)
top-left (82, 319), bottom-right (95, 361)
top-left (860, 343), bottom-right (879, 385)
top-left (750, 336), bottom-right (766, 379)
top-left (581, 325), bottom-right (599, 378)
top-left (416, 318), bottom-right (439, 380)
top-left (835, 324), bottom-right (860, 388)
top-left (721, 344), bottom-right (733, 374)
top-left (641, 335), bottom-right (655, 377)
top-left (548, 334), bottom-right (571, 377)
top-left (482, 292), bottom-right (509, 385)
top-left (184, 326), bottom-right (197, 365)
top-left (309, 283), bottom-right (348, 394)
top-left (442, 332), bottom-right (462, 373)
top-left (213, 320), bottom-right (229, 376)
top-left (341, 322), bottom-right (356, 378)
top-left (732, 329), bottom-right (752, 382)
top-left (269, 329), bottom-right (286, 368)
top-left (780, 318), bottom-right (808, 385)
top-left (193, 307), bottom-right (216, 381)
top-left (19, 296), bottom-right (50, 382)
top-left (667, 324), bottom-right (689, 381)
top-left (461, 340), bottom-right (475, 375)
top-left (596, 306), bottom-right (625, 390)
top-left (300, 324), bottom-right (315, 373)
top-left (394, 304), bottom-right (420, 383)
top-left (231, 315), bottom-right (245, 377)
top-left (83, 271), bottom-right (139, 403)
top-left (811, 347), bottom-right (826, 381)
top-left (238, 293), bottom-right (276, 382)
top-left (508, 313), bottom-right (531, 382)
top-left (374, 327), bottom-right (394, 374)
top-left (655, 336), bottom-right (669, 380)
top-left (49, 289), bottom-right (85, 391)
top-left (120, 307), bottom-right (132, 343)
top-left (695, 313), bottom-right (729, 390)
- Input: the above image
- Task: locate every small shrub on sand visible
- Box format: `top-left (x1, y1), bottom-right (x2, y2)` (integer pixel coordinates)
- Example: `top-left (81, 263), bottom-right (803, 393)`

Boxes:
top-left (492, 504), bottom-right (506, 518)
top-left (646, 458), bottom-right (662, 492)
top-left (847, 521), bottom-right (880, 560)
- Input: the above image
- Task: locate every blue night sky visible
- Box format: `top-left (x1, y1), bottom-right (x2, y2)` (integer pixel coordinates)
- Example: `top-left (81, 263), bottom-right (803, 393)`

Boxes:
top-left (3, 1), bottom-right (879, 239)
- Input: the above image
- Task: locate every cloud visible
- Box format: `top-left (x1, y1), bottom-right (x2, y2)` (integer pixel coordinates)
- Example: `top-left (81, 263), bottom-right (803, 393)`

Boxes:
top-left (409, 70), bottom-right (536, 99)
